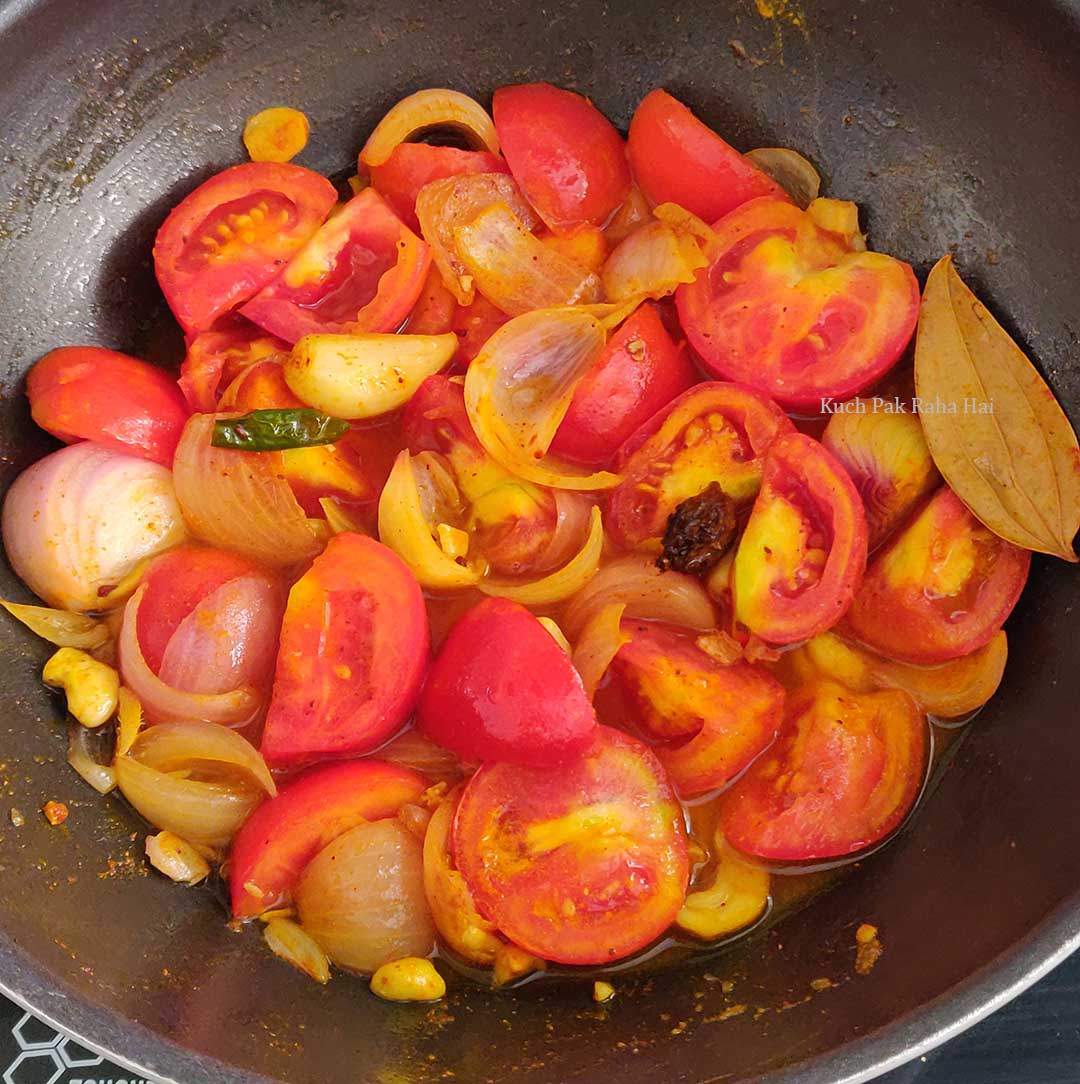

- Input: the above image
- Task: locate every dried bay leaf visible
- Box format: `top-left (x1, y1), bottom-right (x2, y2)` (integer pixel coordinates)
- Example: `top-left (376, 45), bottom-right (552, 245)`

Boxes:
top-left (914, 255), bottom-right (1080, 561)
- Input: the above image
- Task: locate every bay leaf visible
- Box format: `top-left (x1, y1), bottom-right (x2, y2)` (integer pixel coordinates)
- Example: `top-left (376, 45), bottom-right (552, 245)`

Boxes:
top-left (913, 255), bottom-right (1080, 562)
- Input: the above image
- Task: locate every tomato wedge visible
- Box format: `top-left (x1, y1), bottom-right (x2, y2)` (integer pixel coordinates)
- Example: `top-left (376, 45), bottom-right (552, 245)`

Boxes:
top-left (722, 680), bottom-right (927, 861)
top-left (452, 294), bottom-right (509, 365)
top-left (733, 432), bottom-right (868, 645)
top-left (627, 89), bottom-right (787, 222)
top-left (417, 597), bottom-right (596, 767)
top-left (843, 487), bottom-right (1031, 664)
top-left (676, 197), bottom-right (920, 410)
top-left (27, 346), bottom-right (190, 466)
top-left (492, 82), bottom-right (631, 232)
top-left (241, 188), bottom-right (431, 344)
top-left (609, 621), bottom-right (784, 796)
top-left (154, 162), bottom-right (337, 333)
top-left (369, 143), bottom-right (508, 231)
top-left (260, 533), bottom-right (430, 768)
top-left (453, 726), bottom-right (688, 964)
top-left (549, 302), bottom-right (697, 469)
top-left (606, 381), bottom-right (795, 550)
top-left (178, 318), bottom-right (289, 413)
top-left (229, 759), bottom-right (426, 917)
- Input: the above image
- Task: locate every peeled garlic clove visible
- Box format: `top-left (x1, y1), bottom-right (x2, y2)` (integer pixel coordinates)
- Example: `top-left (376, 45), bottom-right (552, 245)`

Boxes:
top-left (145, 831), bottom-right (211, 885)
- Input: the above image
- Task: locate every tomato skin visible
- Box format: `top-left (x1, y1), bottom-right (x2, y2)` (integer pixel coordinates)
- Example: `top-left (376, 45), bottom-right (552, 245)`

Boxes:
top-left (154, 162), bottom-right (337, 333)
top-left (452, 725), bottom-right (688, 965)
top-left (843, 487), bottom-right (1031, 664)
top-left (492, 82), bottom-right (631, 232)
top-left (137, 544), bottom-right (269, 675)
top-left (369, 144), bottom-right (509, 231)
top-left (722, 680), bottom-right (927, 861)
top-left (549, 303), bottom-right (696, 468)
top-left (733, 432), bottom-right (868, 645)
top-left (609, 621), bottom-right (784, 797)
top-left (260, 533), bottom-right (430, 769)
top-left (178, 319), bottom-right (289, 413)
top-left (229, 759), bottom-right (426, 918)
top-left (27, 347), bottom-right (190, 466)
top-left (417, 597), bottom-right (596, 767)
top-left (676, 197), bottom-right (920, 410)
top-left (606, 381), bottom-right (795, 550)
top-left (627, 89), bottom-right (787, 222)
top-left (240, 188), bottom-right (432, 344)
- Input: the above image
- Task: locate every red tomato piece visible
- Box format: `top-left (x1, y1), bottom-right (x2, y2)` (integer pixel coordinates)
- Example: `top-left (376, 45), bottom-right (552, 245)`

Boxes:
top-left (368, 143), bottom-right (509, 231)
top-left (492, 82), bottom-right (631, 232)
top-left (178, 318), bottom-right (289, 413)
top-left (240, 188), bottom-right (432, 344)
top-left (733, 432), bottom-right (868, 645)
top-left (843, 487), bottom-right (1031, 664)
top-left (260, 533), bottom-right (430, 768)
top-left (404, 266), bottom-right (459, 336)
top-left (627, 89), bottom-right (787, 222)
top-left (608, 621), bottom-right (784, 797)
top-left (722, 680), bottom-right (927, 861)
top-left (606, 381), bottom-right (795, 550)
top-left (549, 303), bottom-right (696, 468)
top-left (154, 162), bottom-right (337, 333)
top-left (452, 294), bottom-right (509, 367)
top-left (676, 197), bottom-right (920, 410)
top-left (27, 346), bottom-right (190, 466)
top-left (229, 759), bottom-right (426, 917)
top-left (453, 726), bottom-right (688, 964)
top-left (417, 597), bottom-right (596, 767)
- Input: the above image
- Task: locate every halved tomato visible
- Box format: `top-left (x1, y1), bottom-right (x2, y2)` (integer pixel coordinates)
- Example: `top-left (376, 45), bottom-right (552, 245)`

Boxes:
top-left (241, 188), bottom-right (431, 344)
top-left (369, 143), bottom-right (509, 231)
top-left (733, 432), bottom-right (868, 644)
top-left (676, 197), bottom-right (920, 410)
top-left (549, 302), bottom-right (697, 469)
top-left (178, 318), bottom-right (289, 413)
top-left (722, 679), bottom-right (927, 861)
top-left (417, 597), bottom-right (596, 766)
top-left (843, 487), bottom-right (1031, 664)
top-left (260, 533), bottom-right (430, 768)
top-left (492, 82), bottom-right (631, 232)
top-left (27, 346), bottom-right (190, 466)
top-left (154, 162), bottom-right (337, 333)
top-left (606, 381), bottom-right (795, 550)
top-left (627, 89), bottom-right (787, 222)
top-left (608, 620), bottom-right (784, 796)
top-left (229, 759), bottom-right (426, 917)
top-left (453, 726), bottom-right (688, 964)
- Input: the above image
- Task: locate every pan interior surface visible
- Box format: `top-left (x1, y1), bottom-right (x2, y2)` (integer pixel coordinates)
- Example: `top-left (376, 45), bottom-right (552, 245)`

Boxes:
top-left (0, 1), bottom-right (1078, 1083)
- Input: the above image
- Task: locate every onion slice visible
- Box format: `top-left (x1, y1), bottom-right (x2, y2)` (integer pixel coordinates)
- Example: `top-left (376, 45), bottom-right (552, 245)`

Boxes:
top-left (374, 728), bottom-right (463, 780)
top-left (601, 219), bottom-right (708, 302)
top-left (478, 505), bottom-right (603, 606)
top-left (1, 601), bottom-right (110, 650)
top-left (464, 308), bottom-right (620, 491)
top-left (119, 585), bottom-right (261, 726)
top-left (67, 724), bottom-right (117, 795)
top-left (562, 554), bottom-right (717, 638)
top-left (359, 89), bottom-right (499, 169)
top-left (571, 601), bottom-right (630, 699)
top-left (745, 147), bottom-right (821, 210)
top-left (172, 414), bottom-right (322, 568)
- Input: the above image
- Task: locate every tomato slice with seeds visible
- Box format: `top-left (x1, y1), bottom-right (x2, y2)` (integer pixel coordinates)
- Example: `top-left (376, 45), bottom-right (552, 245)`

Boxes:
top-left (154, 162), bottom-right (337, 334)
top-left (733, 431), bottom-right (868, 645)
top-left (229, 759), bottom-right (426, 918)
top-left (260, 533), bottom-right (430, 768)
top-left (607, 621), bottom-right (784, 797)
top-left (492, 82), bottom-right (631, 232)
top-left (606, 381), bottom-right (795, 550)
top-left (722, 679), bottom-right (927, 861)
top-left (453, 726), bottom-right (688, 965)
top-left (676, 197), bottom-right (920, 410)
top-left (178, 318), bottom-right (289, 413)
top-left (843, 486), bottom-right (1031, 664)
top-left (549, 302), bottom-right (697, 469)
top-left (627, 89), bottom-right (788, 223)
top-left (240, 188), bottom-right (431, 344)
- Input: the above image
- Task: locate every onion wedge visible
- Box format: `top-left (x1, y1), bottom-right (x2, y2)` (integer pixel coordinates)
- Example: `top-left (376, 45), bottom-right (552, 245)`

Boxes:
top-left (571, 601), bottom-right (630, 699)
top-left (1, 601), bottom-right (110, 650)
top-left (478, 505), bottom-right (603, 606)
top-left (464, 308), bottom-right (620, 491)
top-left (601, 218), bottom-right (708, 302)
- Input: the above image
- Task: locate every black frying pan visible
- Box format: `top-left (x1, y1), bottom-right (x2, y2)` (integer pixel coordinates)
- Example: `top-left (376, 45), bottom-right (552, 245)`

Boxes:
top-left (1, 1), bottom-right (1079, 1082)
